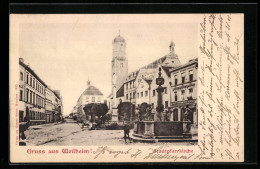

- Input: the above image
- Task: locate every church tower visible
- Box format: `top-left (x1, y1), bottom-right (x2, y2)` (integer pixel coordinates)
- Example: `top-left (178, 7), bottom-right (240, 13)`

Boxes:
top-left (111, 32), bottom-right (128, 92)
top-left (162, 41), bottom-right (181, 67)
top-left (111, 32), bottom-right (128, 121)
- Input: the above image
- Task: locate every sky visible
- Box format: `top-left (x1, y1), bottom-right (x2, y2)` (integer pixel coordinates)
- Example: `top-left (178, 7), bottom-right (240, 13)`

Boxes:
top-left (19, 14), bottom-right (198, 115)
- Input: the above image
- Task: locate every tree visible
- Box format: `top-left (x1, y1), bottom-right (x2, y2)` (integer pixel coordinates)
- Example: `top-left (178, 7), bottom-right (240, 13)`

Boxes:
top-left (138, 103), bottom-right (149, 121)
top-left (83, 103), bottom-right (95, 122)
top-left (117, 102), bottom-right (132, 121)
top-left (100, 104), bottom-right (109, 123)
top-left (97, 104), bottom-right (109, 119)
top-left (83, 103), bottom-right (109, 124)
top-left (101, 113), bottom-right (112, 123)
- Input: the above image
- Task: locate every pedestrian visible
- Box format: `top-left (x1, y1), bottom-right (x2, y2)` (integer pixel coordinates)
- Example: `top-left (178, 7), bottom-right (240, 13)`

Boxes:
top-left (123, 121), bottom-right (131, 143)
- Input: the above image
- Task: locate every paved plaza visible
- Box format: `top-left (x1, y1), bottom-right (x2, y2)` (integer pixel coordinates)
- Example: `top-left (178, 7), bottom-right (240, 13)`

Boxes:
top-left (24, 119), bottom-right (197, 146)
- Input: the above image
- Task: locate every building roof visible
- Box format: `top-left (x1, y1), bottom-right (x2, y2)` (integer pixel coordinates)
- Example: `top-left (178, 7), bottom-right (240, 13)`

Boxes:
top-left (123, 41), bottom-right (182, 84)
top-left (139, 68), bottom-right (157, 80)
top-left (125, 70), bottom-right (140, 82)
top-left (116, 84), bottom-right (124, 98)
top-left (82, 85), bottom-right (104, 96)
top-left (77, 84), bottom-right (104, 104)
top-left (140, 55), bottom-right (167, 69)
top-left (113, 35), bottom-right (125, 43)
top-left (161, 66), bottom-right (174, 77)
top-left (54, 90), bottom-right (61, 99)
top-left (19, 58), bottom-right (47, 87)
top-left (144, 79), bottom-right (152, 84)
top-left (169, 58), bottom-right (198, 72)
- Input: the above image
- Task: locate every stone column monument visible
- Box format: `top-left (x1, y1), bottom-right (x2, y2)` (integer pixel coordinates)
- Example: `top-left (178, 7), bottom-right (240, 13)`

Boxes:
top-left (156, 67), bottom-right (165, 121)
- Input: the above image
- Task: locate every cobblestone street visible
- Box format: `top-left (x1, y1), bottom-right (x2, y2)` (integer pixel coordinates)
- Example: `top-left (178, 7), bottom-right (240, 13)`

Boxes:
top-left (24, 119), bottom-right (197, 146)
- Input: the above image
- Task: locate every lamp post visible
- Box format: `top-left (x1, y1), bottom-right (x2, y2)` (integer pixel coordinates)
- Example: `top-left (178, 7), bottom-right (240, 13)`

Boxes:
top-left (156, 68), bottom-right (165, 121)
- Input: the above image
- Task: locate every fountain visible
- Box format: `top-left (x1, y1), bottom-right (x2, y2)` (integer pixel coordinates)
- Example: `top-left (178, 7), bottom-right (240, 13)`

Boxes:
top-left (132, 68), bottom-right (196, 143)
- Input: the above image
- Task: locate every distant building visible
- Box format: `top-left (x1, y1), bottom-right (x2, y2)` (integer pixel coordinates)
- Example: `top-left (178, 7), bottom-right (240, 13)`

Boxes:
top-left (76, 80), bottom-right (104, 122)
top-left (72, 106), bottom-right (78, 118)
top-left (45, 87), bottom-right (55, 123)
top-left (53, 90), bottom-right (63, 122)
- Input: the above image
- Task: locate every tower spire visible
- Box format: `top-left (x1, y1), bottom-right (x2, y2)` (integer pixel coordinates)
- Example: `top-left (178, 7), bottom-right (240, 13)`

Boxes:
top-left (169, 40), bottom-right (175, 57)
top-left (87, 77), bottom-right (91, 86)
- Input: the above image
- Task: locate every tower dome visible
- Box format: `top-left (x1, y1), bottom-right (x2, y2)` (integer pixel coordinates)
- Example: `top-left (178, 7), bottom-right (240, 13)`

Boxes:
top-left (113, 35), bottom-right (125, 43)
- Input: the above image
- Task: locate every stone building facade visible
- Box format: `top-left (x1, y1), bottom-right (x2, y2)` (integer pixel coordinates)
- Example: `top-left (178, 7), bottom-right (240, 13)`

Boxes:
top-left (19, 58), bottom-right (47, 125)
top-left (107, 34), bottom-right (197, 124)
top-left (116, 41), bottom-right (181, 120)
top-left (45, 87), bottom-right (55, 123)
top-left (19, 58), bottom-right (63, 125)
top-left (53, 90), bottom-right (63, 122)
top-left (19, 61), bottom-right (26, 122)
top-left (169, 58), bottom-right (198, 125)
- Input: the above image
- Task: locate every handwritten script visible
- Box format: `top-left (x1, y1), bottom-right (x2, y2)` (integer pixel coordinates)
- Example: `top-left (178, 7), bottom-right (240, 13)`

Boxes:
top-left (198, 14), bottom-right (244, 161)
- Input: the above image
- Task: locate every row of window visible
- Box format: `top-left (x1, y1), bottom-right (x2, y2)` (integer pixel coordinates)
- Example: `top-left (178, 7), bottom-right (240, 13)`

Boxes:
top-left (126, 80), bottom-right (136, 90)
top-left (126, 87), bottom-right (169, 100)
top-left (125, 88), bottom-right (193, 102)
top-left (20, 71), bottom-right (45, 95)
top-left (29, 111), bottom-right (45, 121)
top-left (173, 70), bottom-right (194, 85)
top-left (174, 88), bottom-right (193, 101)
top-left (20, 89), bottom-right (45, 108)
top-left (152, 88), bottom-right (168, 96)
top-left (19, 111), bottom-right (45, 122)
top-left (126, 92), bottom-right (136, 100)
top-left (86, 96), bottom-right (101, 103)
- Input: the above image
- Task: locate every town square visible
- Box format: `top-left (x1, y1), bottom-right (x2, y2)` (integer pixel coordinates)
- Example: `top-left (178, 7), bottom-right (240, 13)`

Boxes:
top-left (17, 15), bottom-right (198, 146)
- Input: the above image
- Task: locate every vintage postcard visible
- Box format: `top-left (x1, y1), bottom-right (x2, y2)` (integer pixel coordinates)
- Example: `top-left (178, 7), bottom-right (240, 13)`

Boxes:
top-left (10, 14), bottom-right (244, 163)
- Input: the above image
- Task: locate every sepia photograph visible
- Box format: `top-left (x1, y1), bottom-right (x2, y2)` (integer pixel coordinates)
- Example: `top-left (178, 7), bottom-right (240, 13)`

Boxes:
top-left (17, 15), bottom-right (198, 146)
top-left (10, 13), bottom-right (245, 163)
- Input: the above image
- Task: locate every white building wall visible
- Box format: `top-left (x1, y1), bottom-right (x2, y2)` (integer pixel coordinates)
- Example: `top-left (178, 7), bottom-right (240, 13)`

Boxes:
top-left (150, 67), bottom-right (171, 109)
top-left (82, 95), bottom-right (104, 105)
top-left (170, 63), bottom-right (198, 102)
top-left (135, 79), bottom-right (150, 106)
top-left (19, 64), bottom-right (26, 121)
top-left (45, 88), bottom-right (54, 112)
